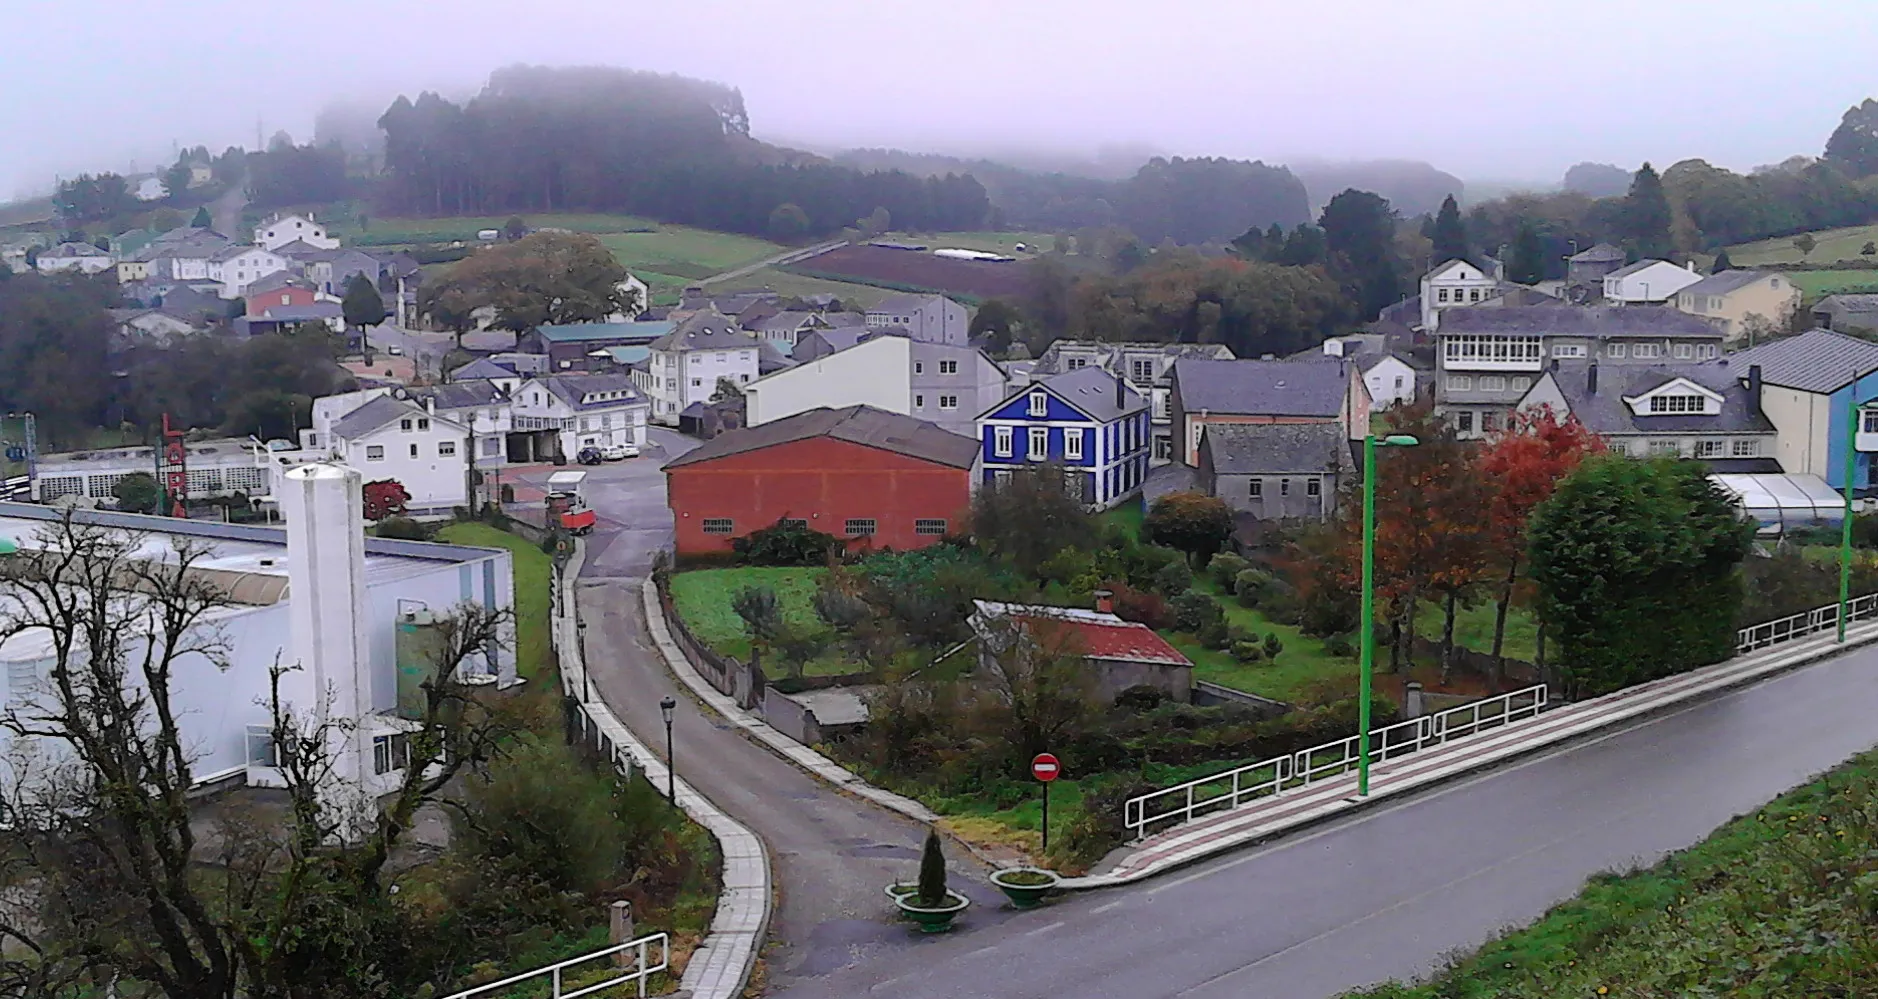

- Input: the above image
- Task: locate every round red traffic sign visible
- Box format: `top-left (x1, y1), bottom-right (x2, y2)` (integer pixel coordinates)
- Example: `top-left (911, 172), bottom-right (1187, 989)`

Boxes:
top-left (1031, 753), bottom-right (1061, 782)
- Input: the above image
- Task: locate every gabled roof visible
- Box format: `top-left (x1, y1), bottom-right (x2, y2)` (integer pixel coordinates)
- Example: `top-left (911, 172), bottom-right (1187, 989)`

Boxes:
top-left (254, 302), bottom-right (340, 322)
top-left (1676, 269), bottom-right (1784, 298)
top-left (1605, 259), bottom-right (1681, 280)
top-left (244, 271), bottom-right (314, 296)
top-left (534, 320), bottom-right (672, 343)
top-left (1439, 305), bottom-right (1721, 339)
top-left (1815, 294), bottom-right (1878, 314)
top-left (1570, 242), bottom-right (1627, 262)
top-left (1001, 366), bottom-right (1147, 422)
top-left (529, 373), bottom-right (644, 411)
top-left (212, 244), bottom-right (278, 262)
top-left (412, 379), bottom-right (509, 411)
top-left (800, 327), bottom-right (882, 354)
top-left (271, 239), bottom-right (333, 259)
top-left (972, 600), bottom-right (1192, 667)
top-left (650, 308), bottom-right (763, 352)
top-left (1424, 258), bottom-right (1496, 280)
top-left (330, 395), bottom-right (420, 439)
top-left (1534, 361), bottom-right (1772, 434)
top-left (1730, 328), bottom-right (1878, 393)
top-left (664, 405), bottom-right (979, 470)
top-left (1201, 422), bottom-right (1348, 475)
top-left (1172, 358), bottom-right (1347, 417)
top-left (47, 242), bottom-right (107, 257)
top-left (867, 292), bottom-right (951, 316)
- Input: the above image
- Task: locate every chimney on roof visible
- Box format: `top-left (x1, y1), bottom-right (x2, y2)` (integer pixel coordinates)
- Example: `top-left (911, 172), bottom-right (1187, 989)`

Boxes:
top-left (1748, 363), bottom-right (1762, 409)
top-left (1115, 372), bottom-right (1126, 410)
top-left (1586, 362), bottom-right (1599, 395)
top-left (1094, 589), bottom-right (1114, 615)
top-left (1323, 338), bottom-right (1345, 358)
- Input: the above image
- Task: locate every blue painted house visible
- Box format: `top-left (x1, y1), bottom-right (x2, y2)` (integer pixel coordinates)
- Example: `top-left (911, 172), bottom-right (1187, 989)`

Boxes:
top-left (977, 367), bottom-right (1151, 509)
top-left (1732, 329), bottom-right (1878, 492)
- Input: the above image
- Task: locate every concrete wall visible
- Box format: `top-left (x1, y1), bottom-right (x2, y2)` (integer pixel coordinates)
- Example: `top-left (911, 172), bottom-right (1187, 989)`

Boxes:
top-left (744, 336), bottom-right (911, 426)
top-left (1092, 657), bottom-right (1192, 704)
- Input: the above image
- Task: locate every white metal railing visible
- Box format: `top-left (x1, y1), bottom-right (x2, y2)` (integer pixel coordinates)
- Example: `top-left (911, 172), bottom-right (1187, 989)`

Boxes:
top-left (1124, 684), bottom-right (1548, 839)
top-left (1736, 593), bottom-right (1878, 654)
top-left (440, 934), bottom-right (669, 999)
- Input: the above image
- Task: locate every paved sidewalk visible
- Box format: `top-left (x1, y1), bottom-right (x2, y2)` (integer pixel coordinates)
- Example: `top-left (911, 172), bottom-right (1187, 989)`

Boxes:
top-left (555, 545), bottom-right (770, 999)
top-left (1069, 615), bottom-right (1878, 888)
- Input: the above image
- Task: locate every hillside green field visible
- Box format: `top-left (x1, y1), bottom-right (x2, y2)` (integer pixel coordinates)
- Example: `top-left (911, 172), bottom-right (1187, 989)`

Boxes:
top-left (880, 230), bottom-right (1056, 255)
top-left (1789, 269), bottom-right (1878, 297)
top-left (717, 266), bottom-right (896, 308)
top-left (1727, 223), bottom-right (1878, 266)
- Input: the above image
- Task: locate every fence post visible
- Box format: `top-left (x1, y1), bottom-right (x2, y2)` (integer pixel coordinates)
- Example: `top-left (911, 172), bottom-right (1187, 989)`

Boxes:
top-left (1402, 681), bottom-right (1425, 720)
top-left (610, 901), bottom-right (635, 968)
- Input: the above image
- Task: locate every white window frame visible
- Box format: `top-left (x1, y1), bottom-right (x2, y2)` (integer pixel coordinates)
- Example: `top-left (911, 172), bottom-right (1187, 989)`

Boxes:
top-left (1064, 427), bottom-right (1084, 460)
top-left (994, 425), bottom-right (1013, 457)
top-left (365, 445), bottom-right (385, 462)
top-left (1027, 426), bottom-right (1048, 461)
top-left (438, 440), bottom-right (457, 457)
top-left (939, 395), bottom-right (958, 410)
top-left (1027, 391), bottom-right (1048, 417)
top-left (1731, 438), bottom-right (1759, 457)
top-left (938, 359), bottom-right (958, 375)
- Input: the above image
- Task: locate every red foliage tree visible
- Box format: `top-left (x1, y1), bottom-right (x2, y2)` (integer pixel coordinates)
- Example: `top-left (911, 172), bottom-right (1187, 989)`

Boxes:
top-left (362, 479), bottom-right (411, 521)
top-left (1478, 407), bottom-right (1606, 679)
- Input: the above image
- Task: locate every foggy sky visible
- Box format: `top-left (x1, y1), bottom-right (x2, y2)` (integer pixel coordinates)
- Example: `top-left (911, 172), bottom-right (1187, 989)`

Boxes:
top-left (4, 0), bottom-right (1876, 201)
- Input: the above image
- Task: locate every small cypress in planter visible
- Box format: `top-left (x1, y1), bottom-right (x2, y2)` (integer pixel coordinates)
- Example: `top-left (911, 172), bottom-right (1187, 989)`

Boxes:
top-left (916, 826), bottom-right (948, 906)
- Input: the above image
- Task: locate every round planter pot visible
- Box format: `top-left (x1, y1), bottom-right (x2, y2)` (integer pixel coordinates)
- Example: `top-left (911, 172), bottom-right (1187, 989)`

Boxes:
top-left (893, 890), bottom-right (970, 933)
top-left (884, 882), bottom-right (919, 916)
top-left (989, 867), bottom-right (1061, 909)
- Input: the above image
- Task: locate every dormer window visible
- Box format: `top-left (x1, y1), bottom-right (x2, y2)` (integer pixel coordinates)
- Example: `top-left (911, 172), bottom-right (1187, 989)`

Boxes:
top-left (1647, 394), bottom-right (1706, 414)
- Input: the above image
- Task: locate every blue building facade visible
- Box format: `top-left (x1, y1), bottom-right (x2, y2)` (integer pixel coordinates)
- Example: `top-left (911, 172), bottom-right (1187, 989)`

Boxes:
top-left (976, 367), bottom-right (1151, 509)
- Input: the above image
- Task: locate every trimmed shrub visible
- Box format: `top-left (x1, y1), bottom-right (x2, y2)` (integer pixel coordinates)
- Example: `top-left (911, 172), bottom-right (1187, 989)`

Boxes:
top-left (733, 517), bottom-right (844, 566)
top-left (1323, 632), bottom-right (1355, 658)
top-left (1171, 589), bottom-right (1223, 633)
top-left (1234, 568), bottom-right (1276, 607)
top-left (1108, 582), bottom-right (1174, 630)
top-left (1263, 633), bottom-right (1284, 659)
top-left (1231, 640), bottom-right (1265, 663)
top-left (374, 516), bottom-right (430, 541)
top-left (1152, 558), bottom-right (1194, 597)
top-left (1208, 552), bottom-right (1251, 588)
top-left (1113, 684), bottom-right (1165, 711)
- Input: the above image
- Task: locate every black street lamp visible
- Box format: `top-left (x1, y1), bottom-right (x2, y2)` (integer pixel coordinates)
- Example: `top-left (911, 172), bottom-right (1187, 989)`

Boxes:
top-left (576, 617), bottom-right (590, 703)
top-left (659, 696), bottom-right (677, 805)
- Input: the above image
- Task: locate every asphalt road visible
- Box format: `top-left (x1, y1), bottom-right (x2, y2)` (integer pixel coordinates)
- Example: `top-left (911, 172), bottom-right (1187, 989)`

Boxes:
top-left (767, 639), bottom-right (1878, 999)
top-left (526, 431), bottom-right (1012, 989)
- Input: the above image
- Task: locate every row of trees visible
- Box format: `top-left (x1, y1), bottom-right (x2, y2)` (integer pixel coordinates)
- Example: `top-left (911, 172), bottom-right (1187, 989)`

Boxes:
top-left (374, 66), bottom-right (989, 235)
top-left (418, 231), bottom-right (633, 337)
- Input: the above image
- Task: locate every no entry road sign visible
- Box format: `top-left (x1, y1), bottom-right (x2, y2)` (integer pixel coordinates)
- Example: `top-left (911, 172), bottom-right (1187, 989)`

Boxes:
top-left (1031, 753), bottom-right (1061, 782)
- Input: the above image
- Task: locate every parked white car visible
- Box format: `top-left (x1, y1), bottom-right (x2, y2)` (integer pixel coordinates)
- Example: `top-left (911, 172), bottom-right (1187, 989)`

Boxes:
top-left (600, 442), bottom-right (638, 461)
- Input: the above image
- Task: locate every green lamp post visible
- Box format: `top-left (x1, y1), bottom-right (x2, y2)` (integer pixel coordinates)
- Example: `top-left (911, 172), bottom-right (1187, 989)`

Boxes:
top-left (1841, 392), bottom-right (1861, 643)
top-left (1359, 432), bottom-right (1419, 796)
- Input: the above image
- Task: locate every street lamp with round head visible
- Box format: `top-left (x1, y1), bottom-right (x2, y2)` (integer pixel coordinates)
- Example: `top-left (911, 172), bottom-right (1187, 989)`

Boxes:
top-left (659, 696), bottom-right (676, 724)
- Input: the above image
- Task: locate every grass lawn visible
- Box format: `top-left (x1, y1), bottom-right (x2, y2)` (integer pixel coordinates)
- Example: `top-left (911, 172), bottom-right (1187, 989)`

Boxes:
top-left (1346, 746), bottom-right (1878, 998)
top-left (600, 228), bottom-right (782, 286)
top-left (882, 230), bottom-right (1057, 255)
top-left (1727, 223), bottom-right (1878, 266)
top-left (711, 265), bottom-right (897, 309)
top-left (1100, 502), bottom-right (1146, 541)
top-left (668, 567), bottom-right (865, 677)
top-left (435, 522), bottom-right (551, 682)
top-left (1178, 577), bottom-right (1360, 706)
top-left (1413, 598), bottom-right (1539, 664)
top-left (1788, 270), bottom-right (1878, 297)
top-left (330, 212), bottom-right (658, 245)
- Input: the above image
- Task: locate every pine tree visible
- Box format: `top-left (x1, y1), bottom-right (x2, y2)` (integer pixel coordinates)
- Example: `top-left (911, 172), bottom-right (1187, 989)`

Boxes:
top-left (191, 206), bottom-right (212, 229)
top-left (342, 273), bottom-right (388, 331)
top-left (1710, 248), bottom-right (1734, 273)
top-left (1508, 220), bottom-right (1546, 284)
top-left (1432, 194), bottom-right (1468, 263)
top-left (1623, 162), bottom-right (1673, 260)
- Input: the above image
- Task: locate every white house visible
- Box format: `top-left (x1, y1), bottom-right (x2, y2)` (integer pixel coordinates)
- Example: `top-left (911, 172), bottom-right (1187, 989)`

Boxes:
top-left (211, 246), bottom-right (290, 299)
top-left (254, 213), bottom-right (339, 252)
top-left (746, 336), bottom-right (912, 427)
top-left (1317, 336), bottom-right (1418, 409)
top-left (640, 309), bottom-right (763, 425)
top-left (411, 380), bottom-right (514, 469)
top-left (864, 293), bottom-right (970, 345)
top-left (1420, 258), bottom-right (1504, 332)
top-left (307, 394), bottom-right (470, 516)
top-left (134, 177), bottom-right (168, 201)
top-left (1603, 259), bottom-right (1702, 304)
top-left (34, 242), bottom-right (114, 275)
top-left (512, 373), bottom-right (649, 462)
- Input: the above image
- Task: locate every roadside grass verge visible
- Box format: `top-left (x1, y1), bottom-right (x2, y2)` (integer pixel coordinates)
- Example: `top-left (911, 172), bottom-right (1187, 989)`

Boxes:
top-left (1345, 746), bottom-right (1878, 998)
top-left (435, 522), bottom-right (551, 682)
top-left (668, 566), bottom-right (860, 676)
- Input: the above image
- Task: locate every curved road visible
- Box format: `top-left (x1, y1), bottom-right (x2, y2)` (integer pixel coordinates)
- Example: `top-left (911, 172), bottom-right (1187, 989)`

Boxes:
top-left (519, 432), bottom-right (1011, 992)
top-left (768, 641), bottom-right (1878, 999)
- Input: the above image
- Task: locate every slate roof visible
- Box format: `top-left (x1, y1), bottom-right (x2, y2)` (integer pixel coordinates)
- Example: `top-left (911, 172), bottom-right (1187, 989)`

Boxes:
top-left (1605, 259), bottom-right (1673, 280)
top-left (1171, 358), bottom-right (1347, 417)
top-left (244, 271), bottom-right (314, 296)
top-left (330, 395), bottom-right (417, 439)
top-left (1200, 423), bottom-right (1349, 475)
top-left (1815, 294), bottom-right (1878, 314)
top-left (1032, 366), bottom-right (1148, 422)
top-left (451, 357), bottom-right (531, 381)
top-left (650, 309), bottom-right (762, 352)
top-left (867, 292), bottom-right (947, 316)
top-left (254, 302), bottom-right (341, 322)
top-left (800, 327), bottom-right (880, 355)
top-left (270, 239), bottom-right (332, 259)
top-left (532, 373), bottom-right (643, 411)
top-left (535, 320), bottom-right (672, 343)
top-left (1570, 242), bottom-right (1627, 262)
top-left (212, 244), bottom-right (274, 262)
top-left (413, 379), bottom-right (509, 410)
top-left (1032, 340), bottom-right (1236, 377)
top-left (1729, 328), bottom-right (1878, 393)
top-left (1677, 270), bottom-right (1782, 297)
top-left (1537, 361), bottom-right (1773, 434)
top-left (47, 242), bottom-right (107, 257)
top-left (664, 405), bottom-right (979, 470)
top-left (1438, 305), bottom-right (1721, 339)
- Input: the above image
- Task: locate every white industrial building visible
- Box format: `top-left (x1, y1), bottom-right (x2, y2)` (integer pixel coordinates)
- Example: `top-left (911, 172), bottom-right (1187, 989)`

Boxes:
top-left (32, 438), bottom-right (275, 505)
top-left (0, 468), bottom-right (518, 815)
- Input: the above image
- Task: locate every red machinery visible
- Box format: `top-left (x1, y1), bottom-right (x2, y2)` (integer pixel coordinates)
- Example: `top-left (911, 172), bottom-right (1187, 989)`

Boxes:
top-left (545, 470), bottom-right (596, 535)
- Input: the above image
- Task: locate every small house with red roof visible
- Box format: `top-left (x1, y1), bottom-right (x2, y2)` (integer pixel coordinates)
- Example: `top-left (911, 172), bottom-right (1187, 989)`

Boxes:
top-left (969, 596), bottom-right (1195, 703)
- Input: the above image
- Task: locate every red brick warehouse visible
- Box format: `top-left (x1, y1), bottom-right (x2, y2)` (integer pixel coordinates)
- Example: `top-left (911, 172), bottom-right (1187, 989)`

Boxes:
top-left (663, 405), bottom-right (978, 558)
